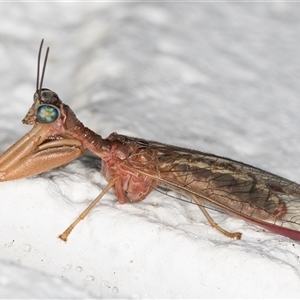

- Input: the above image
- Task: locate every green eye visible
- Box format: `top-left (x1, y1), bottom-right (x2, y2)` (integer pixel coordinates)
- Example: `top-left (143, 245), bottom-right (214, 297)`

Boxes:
top-left (36, 105), bottom-right (59, 123)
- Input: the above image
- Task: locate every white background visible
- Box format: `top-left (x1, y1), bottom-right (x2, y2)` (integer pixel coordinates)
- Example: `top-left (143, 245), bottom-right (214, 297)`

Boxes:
top-left (0, 2), bottom-right (300, 298)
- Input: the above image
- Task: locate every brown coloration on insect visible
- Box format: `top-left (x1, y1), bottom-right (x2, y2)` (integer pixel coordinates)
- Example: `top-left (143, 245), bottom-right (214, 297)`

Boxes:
top-left (1, 40), bottom-right (300, 241)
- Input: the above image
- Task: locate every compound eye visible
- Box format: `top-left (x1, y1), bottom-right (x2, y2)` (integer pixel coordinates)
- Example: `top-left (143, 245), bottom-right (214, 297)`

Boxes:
top-left (36, 104), bottom-right (60, 123)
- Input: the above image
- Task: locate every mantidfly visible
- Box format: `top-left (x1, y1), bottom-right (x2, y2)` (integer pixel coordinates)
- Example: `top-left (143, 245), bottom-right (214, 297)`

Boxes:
top-left (1, 40), bottom-right (300, 242)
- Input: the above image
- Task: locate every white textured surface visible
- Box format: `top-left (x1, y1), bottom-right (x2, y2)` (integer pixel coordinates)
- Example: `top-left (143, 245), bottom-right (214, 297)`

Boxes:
top-left (0, 2), bottom-right (300, 298)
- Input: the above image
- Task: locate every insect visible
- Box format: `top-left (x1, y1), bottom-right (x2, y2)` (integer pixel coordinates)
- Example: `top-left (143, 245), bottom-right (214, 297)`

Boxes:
top-left (1, 40), bottom-right (300, 242)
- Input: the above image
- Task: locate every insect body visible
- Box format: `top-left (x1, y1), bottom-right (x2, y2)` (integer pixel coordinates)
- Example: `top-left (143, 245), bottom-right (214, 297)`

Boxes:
top-left (1, 40), bottom-right (300, 241)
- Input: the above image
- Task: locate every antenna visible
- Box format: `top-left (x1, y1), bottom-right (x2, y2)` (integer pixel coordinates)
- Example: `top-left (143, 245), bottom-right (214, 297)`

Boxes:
top-left (36, 39), bottom-right (49, 97)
